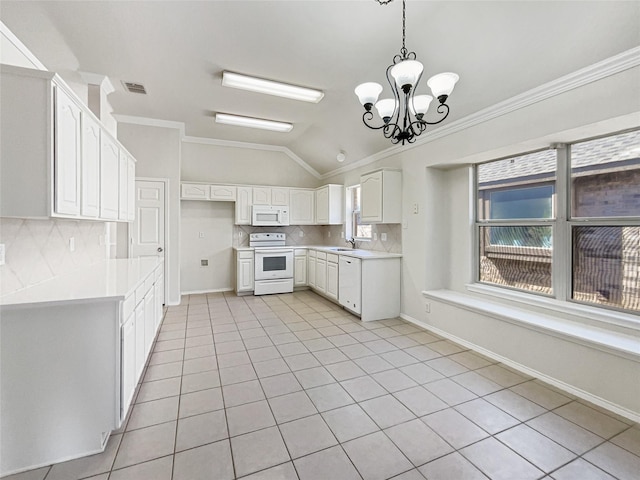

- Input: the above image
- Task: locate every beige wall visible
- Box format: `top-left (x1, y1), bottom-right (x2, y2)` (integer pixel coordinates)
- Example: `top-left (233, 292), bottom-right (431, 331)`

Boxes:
top-left (182, 141), bottom-right (319, 187)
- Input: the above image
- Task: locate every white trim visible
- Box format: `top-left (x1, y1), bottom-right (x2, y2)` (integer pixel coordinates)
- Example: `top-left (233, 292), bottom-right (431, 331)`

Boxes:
top-left (320, 46), bottom-right (640, 180)
top-left (0, 21), bottom-right (47, 71)
top-left (399, 312), bottom-right (640, 423)
top-left (113, 114), bottom-right (186, 137)
top-left (422, 289), bottom-right (640, 360)
top-left (79, 71), bottom-right (115, 95)
top-left (183, 136), bottom-right (322, 179)
top-left (465, 283), bottom-right (640, 332)
top-left (181, 288), bottom-right (234, 295)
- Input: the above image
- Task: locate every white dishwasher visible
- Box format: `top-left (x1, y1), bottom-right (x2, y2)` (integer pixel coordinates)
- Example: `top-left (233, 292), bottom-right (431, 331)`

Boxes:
top-left (338, 256), bottom-right (361, 314)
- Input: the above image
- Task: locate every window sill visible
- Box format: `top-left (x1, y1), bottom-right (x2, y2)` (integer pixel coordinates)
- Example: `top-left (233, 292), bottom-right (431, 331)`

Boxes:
top-left (421, 287), bottom-right (640, 361)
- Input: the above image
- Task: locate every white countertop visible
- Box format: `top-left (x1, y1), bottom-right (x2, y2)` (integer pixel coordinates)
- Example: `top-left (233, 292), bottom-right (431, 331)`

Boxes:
top-left (0, 257), bottom-right (163, 308)
top-left (234, 245), bottom-right (402, 259)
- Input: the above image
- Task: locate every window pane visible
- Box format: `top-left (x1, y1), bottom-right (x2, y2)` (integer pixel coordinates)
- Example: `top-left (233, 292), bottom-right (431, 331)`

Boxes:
top-left (478, 149), bottom-right (556, 220)
top-left (571, 130), bottom-right (640, 218)
top-left (479, 226), bottom-right (553, 294)
top-left (572, 226), bottom-right (640, 312)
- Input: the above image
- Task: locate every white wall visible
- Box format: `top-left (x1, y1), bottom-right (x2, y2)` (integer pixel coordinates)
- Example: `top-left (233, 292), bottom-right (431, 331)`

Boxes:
top-left (324, 64), bottom-right (640, 419)
top-left (180, 201), bottom-right (234, 293)
top-left (117, 123), bottom-right (182, 305)
top-left (182, 141), bottom-right (319, 187)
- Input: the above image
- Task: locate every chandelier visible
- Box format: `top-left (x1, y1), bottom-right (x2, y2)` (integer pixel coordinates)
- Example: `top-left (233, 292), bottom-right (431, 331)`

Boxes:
top-left (355, 0), bottom-right (459, 145)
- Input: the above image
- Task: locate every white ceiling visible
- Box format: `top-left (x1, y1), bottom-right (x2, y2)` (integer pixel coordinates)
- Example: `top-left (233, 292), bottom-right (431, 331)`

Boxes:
top-left (2, 1), bottom-right (639, 175)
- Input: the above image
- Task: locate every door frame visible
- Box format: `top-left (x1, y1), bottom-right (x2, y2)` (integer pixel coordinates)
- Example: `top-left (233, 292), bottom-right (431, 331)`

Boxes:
top-left (129, 177), bottom-right (170, 305)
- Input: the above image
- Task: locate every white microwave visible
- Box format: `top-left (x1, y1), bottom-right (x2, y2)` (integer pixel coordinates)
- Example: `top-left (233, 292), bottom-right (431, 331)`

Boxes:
top-left (252, 205), bottom-right (290, 226)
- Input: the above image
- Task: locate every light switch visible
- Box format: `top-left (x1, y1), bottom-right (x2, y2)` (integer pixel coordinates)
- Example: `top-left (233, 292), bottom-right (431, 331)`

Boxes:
top-left (373, 232), bottom-right (378, 241)
top-left (341, 231), bottom-right (344, 238)
top-left (69, 237), bottom-right (75, 252)
top-left (381, 233), bottom-right (387, 241)
top-left (0, 243), bottom-right (5, 266)
top-left (413, 203), bottom-right (419, 214)
top-left (199, 232), bottom-right (205, 238)
top-left (299, 231), bottom-right (304, 237)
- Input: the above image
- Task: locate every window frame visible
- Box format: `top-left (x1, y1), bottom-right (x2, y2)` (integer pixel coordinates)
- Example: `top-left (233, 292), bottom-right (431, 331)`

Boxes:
top-left (474, 130), bottom-right (640, 315)
top-left (345, 184), bottom-right (372, 241)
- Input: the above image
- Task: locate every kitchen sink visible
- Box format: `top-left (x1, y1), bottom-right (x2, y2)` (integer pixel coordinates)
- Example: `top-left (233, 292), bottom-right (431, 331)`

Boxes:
top-left (326, 247), bottom-right (355, 251)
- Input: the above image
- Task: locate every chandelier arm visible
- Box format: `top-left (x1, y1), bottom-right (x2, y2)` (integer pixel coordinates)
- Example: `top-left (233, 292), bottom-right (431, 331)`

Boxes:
top-left (362, 111), bottom-right (392, 131)
top-left (422, 103), bottom-right (451, 125)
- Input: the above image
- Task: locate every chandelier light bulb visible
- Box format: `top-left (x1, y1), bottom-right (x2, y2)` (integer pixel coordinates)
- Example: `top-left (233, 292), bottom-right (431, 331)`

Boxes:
top-left (427, 72), bottom-right (459, 102)
top-left (374, 98), bottom-right (397, 122)
top-left (355, 82), bottom-right (383, 109)
top-left (390, 60), bottom-right (424, 90)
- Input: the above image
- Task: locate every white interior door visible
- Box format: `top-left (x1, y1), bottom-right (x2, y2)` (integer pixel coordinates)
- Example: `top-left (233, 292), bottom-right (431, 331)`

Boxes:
top-left (131, 180), bottom-right (165, 260)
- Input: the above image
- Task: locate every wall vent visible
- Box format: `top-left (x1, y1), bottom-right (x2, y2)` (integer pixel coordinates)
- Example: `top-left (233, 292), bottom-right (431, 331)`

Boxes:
top-left (122, 81), bottom-right (147, 94)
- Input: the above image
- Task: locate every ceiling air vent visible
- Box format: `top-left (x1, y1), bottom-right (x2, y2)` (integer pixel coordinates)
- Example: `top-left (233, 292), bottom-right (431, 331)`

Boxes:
top-left (122, 81), bottom-right (147, 94)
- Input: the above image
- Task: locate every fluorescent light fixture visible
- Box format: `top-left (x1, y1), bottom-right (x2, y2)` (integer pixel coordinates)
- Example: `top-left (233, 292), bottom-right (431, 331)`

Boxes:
top-left (215, 113), bottom-right (293, 133)
top-left (222, 71), bottom-right (324, 103)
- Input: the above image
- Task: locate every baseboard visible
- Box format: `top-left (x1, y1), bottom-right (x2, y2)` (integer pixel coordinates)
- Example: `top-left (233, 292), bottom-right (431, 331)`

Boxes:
top-left (400, 312), bottom-right (640, 423)
top-left (181, 288), bottom-right (234, 296)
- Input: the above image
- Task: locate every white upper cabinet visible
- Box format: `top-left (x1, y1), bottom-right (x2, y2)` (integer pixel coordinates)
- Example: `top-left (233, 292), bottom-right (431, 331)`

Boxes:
top-left (271, 187), bottom-right (289, 206)
top-left (54, 87), bottom-right (82, 216)
top-left (360, 169), bottom-right (402, 224)
top-left (210, 185), bottom-right (236, 201)
top-left (236, 186), bottom-right (253, 224)
top-left (181, 183), bottom-right (209, 200)
top-left (315, 184), bottom-right (343, 225)
top-left (100, 135), bottom-right (120, 220)
top-left (127, 156), bottom-right (136, 222)
top-left (118, 150), bottom-right (128, 221)
top-left (289, 188), bottom-right (315, 225)
top-left (81, 113), bottom-right (101, 218)
top-left (252, 187), bottom-right (271, 205)
top-left (0, 65), bottom-right (135, 222)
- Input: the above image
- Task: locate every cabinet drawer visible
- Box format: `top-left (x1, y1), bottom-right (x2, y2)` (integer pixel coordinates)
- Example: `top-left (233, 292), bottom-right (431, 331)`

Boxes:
top-left (308, 250), bottom-right (317, 258)
top-left (123, 294), bottom-right (135, 321)
top-left (326, 253), bottom-right (338, 264)
top-left (316, 251), bottom-right (327, 260)
top-left (238, 250), bottom-right (254, 260)
top-left (294, 248), bottom-right (307, 257)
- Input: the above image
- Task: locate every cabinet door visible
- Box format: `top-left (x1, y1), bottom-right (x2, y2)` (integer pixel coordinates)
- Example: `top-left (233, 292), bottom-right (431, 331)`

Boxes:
top-left (290, 189), bottom-right (315, 224)
top-left (181, 183), bottom-right (209, 200)
top-left (81, 114), bottom-right (101, 218)
top-left (127, 157), bottom-right (135, 222)
top-left (134, 302), bottom-right (145, 379)
top-left (308, 256), bottom-right (316, 288)
top-left (326, 261), bottom-right (339, 300)
top-left (235, 186), bottom-right (252, 224)
top-left (271, 187), bottom-right (289, 206)
top-left (118, 151), bottom-right (128, 221)
top-left (121, 314), bottom-right (136, 419)
top-left (315, 186), bottom-right (329, 224)
top-left (210, 185), bottom-right (236, 201)
top-left (294, 255), bottom-right (307, 286)
top-left (360, 171), bottom-right (383, 222)
top-left (144, 289), bottom-right (155, 357)
top-left (155, 275), bottom-right (164, 330)
top-left (100, 135), bottom-right (120, 220)
top-left (54, 87), bottom-right (82, 216)
top-left (316, 259), bottom-right (327, 293)
top-left (252, 187), bottom-right (271, 205)
top-left (237, 257), bottom-right (254, 291)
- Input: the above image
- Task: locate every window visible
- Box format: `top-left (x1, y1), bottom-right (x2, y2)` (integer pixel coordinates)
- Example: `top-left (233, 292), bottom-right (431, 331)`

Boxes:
top-left (346, 185), bottom-right (371, 240)
top-left (475, 129), bottom-right (640, 314)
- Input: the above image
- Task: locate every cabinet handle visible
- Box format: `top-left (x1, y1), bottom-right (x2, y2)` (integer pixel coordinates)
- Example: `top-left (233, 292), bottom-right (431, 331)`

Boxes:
top-left (157, 247), bottom-right (163, 252)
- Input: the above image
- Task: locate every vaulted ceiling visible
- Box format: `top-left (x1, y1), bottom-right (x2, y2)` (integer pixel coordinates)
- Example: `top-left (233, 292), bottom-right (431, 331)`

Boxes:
top-left (2, 1), bottom-right (638, 175)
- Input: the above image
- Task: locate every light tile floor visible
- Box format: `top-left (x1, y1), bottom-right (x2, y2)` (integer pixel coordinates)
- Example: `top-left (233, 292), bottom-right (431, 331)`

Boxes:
top-left (8, 291), bottom-right (640, 480)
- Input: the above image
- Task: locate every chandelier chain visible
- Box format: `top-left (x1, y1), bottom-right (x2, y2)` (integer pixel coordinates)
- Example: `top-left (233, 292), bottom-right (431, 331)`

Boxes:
top-left (402, 0), bottom-right (406, 52)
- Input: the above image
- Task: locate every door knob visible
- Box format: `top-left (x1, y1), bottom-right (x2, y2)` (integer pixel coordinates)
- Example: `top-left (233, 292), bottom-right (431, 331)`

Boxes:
top-left (157, 247), bottom-right (163, 252)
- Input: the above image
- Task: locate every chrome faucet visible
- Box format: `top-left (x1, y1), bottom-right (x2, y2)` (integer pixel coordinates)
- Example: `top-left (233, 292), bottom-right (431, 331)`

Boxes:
top-left (346, 238), bottom-right (356, 249)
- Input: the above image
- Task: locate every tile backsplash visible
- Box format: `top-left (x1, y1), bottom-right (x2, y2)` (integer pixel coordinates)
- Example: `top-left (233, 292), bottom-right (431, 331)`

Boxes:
top-left (234, 223), bottom-right (402, 254)
top-left (0, 218), bottom-right (110, 296)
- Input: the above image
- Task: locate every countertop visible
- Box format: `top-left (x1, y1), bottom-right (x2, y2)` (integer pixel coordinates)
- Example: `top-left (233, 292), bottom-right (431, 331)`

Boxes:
top-left (234, 245), bottom-right (402, 259)
top-left (0, 257), bottom-right (163, 308)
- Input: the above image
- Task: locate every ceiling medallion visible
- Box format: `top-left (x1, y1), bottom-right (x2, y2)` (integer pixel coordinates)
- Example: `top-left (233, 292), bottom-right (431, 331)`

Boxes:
top-left (355, 0), bottom-right (459, 145)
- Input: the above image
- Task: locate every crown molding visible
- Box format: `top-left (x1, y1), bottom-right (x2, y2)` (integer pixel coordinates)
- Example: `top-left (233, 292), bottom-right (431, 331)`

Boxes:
top-left (320, 46), bottom-right (640, 180)
top-left (183, 136), bottom-right (322, 179)
top-left (0, 21), bottom-right (47, 71)
top-left (79, 71), bottom-right (115, 95)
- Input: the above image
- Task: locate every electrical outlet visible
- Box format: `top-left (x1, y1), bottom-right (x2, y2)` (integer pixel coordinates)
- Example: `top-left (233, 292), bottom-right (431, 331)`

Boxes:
top-left (239, 231), bottom-right (243, 238)
top-left (341, 231), bottom-right (344, 238)
top-left (425, 302), bottom-right (431, 313)
top-left (373, 232), bottom-right (377, 241)
top-left (413, 203), bottom-right (419, 214)
top-left (328, 231), bottom-right (331, 238)
top-left (201, 259), bottom-right (208, 266)
top-left (299, 231), bottom-right (304, 237)
top-left (381, 233), bottom-right (387, 241)
top-left (0, 243), bottom-right (5, 266)
top-left (69, 237), bottom-right (75, 252)
top-left (199, 232), bottom-right (205, 238)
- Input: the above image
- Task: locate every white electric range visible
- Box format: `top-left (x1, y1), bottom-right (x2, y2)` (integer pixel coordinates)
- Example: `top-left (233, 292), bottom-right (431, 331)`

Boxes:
top-left (249, 233), bottom-right (294, 295)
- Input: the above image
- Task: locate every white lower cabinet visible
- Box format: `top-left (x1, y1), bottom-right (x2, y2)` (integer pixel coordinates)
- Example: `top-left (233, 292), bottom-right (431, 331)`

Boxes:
top-left (236, 250), bottom-right (255, 293)
top-left (307, 250), bottom-right (317, 289)
top-left (121, 313), bottom-right (136, 418)
top-left (316, 254), bottom-right (327, 293)
top-left (326, 255), bottom-right (339, 301)
top-left (294, 249), bottom-right (307, 286)
top-left (134, 302), bottom-right (145, 379)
